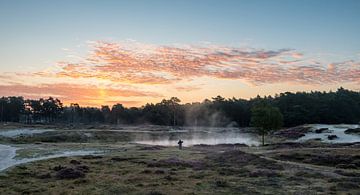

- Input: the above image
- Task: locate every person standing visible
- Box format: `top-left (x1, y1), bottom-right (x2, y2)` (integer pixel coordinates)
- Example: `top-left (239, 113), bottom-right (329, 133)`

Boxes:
top-left (177, 139), bottom-right (183, 150)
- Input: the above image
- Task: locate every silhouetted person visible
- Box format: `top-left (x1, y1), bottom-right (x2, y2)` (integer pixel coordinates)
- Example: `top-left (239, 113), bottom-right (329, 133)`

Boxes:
top-left (178, 139), bottom-right (183, 150)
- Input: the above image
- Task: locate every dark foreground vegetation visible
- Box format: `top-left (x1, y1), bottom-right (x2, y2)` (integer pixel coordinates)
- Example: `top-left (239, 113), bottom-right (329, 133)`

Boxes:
top-left (1, 87), bottom-right (360, 127)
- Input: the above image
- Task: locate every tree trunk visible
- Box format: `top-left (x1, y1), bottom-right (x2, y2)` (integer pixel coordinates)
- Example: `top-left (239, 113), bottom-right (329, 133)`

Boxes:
top-left (173, 112), bottom-right (176, 126)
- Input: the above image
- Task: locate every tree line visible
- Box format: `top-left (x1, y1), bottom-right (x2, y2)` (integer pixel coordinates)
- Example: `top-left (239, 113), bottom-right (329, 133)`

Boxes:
top-left (1, 87), bottom-right (359, 127)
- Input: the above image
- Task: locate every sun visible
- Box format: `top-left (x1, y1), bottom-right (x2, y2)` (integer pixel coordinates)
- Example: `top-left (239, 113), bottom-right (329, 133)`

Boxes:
top-left (95, 88), bottom-right (107, 106)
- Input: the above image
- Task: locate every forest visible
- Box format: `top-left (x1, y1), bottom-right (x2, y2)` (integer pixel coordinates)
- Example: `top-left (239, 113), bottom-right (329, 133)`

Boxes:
top-left (0, 87), bottom-right (359, 127)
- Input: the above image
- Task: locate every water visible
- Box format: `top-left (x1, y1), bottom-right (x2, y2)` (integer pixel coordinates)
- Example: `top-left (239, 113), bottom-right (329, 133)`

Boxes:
top-left (0, 144), bottom-right (17, 171)
top-left (0, 129), bottom-right (54, 138)
top-left (0, 127), bottom-right (261, 148)
top-left (133, 127), bottom-right (260, 146)
top-left (135, 134), bottom-right (259, 146)
top-left (0, 144), bottom-right (101, 172)
top-left (297, 124), bottom-right (360, 143)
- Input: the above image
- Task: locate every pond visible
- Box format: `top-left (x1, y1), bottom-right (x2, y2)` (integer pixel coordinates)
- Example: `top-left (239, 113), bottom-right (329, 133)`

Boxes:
top-left (297, 124), bottom-right (360, 143)
top-left (133, 129), bottom-right (260, 146)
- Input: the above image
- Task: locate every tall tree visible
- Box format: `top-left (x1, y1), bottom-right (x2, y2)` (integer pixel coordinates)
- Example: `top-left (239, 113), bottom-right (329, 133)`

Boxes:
top-left (111, 104), bottom-right (126, 124)
top-left (41, 97), bottom-right (63, 123)
top-left (101, 105), bottom-right (111, 123)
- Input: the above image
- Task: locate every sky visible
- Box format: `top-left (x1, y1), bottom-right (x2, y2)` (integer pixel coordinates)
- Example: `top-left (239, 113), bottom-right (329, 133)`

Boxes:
top-left (0, 0), bottom-right (360, 107)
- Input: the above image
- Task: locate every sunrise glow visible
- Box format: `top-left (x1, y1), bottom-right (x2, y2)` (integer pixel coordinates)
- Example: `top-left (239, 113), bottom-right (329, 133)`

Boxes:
top-left (1, 0), bottom-right (359, 107)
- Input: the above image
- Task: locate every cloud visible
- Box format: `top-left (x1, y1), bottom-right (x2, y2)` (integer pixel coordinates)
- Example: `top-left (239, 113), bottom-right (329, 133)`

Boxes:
top-left (0, 83), bottom-right (161, 107)
top-left (45, 41), bottom-right (360, 86)
top-left (2, 40), bottom-right (360, 106)
top-left (175, 86), bottom-right (202, 92)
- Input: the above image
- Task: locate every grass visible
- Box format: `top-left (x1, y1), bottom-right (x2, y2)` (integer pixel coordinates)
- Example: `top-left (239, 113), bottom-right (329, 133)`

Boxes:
top-left (1, 143), bottom-right (359, 194)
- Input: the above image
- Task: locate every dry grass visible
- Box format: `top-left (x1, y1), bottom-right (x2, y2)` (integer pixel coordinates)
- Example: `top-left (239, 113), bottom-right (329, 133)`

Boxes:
top-left (1, 143), bottom-right (359, 194)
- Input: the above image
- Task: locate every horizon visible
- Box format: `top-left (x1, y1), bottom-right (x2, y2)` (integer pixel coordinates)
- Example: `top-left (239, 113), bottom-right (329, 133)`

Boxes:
top-left (1, 87), bottom-right (355, 109)
top-left (1, 0), bottom-right (360, 107)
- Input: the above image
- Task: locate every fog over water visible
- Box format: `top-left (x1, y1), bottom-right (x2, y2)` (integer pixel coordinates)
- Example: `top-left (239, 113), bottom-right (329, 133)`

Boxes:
top-left (133, 131), bottom-right (260, 146)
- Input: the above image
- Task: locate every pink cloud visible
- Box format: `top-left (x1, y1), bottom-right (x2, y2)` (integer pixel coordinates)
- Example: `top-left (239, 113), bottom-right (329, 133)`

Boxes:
top-left (175, 86), bottom-right (202, 92)
top-left (43, 41), bottom-right (360, 86)
top-left (2, 40), bottom-right (360, 107)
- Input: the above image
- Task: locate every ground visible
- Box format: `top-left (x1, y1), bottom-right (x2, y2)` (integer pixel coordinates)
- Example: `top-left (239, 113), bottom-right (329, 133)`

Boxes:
top-left (0, 123), bottom-right (360, 194)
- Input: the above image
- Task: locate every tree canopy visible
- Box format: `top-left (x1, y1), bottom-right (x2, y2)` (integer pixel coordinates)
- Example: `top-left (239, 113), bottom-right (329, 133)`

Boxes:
top-left (0, 88), bottom-right (359, 128)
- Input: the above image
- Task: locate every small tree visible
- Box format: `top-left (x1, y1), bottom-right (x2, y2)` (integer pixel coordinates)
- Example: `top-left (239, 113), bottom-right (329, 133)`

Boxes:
top-left (250, 104), bottom-right (283, 146)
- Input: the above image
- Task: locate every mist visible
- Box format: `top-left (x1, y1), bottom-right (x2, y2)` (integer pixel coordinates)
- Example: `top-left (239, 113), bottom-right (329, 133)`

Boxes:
top-left (133, 126), bottom-right (260, 146)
